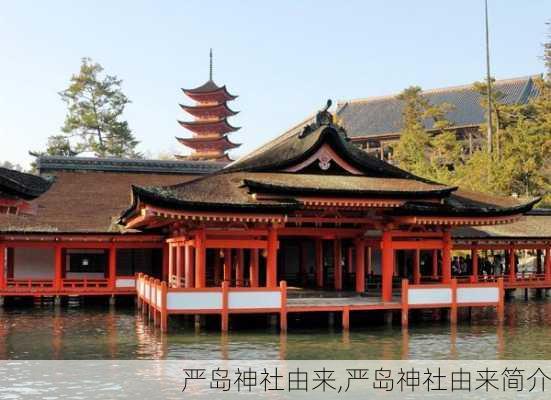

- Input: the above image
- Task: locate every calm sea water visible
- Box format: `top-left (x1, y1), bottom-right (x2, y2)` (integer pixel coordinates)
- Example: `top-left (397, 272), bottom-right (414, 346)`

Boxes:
top-left (1, 293), bottom-right (551, 360)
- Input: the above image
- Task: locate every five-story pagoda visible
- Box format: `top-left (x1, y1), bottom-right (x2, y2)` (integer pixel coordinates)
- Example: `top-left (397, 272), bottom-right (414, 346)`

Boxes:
top-left (176, 49), bottom-right (241, 162)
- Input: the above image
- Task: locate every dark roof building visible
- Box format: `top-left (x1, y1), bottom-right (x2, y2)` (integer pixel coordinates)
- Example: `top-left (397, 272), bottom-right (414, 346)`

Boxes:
top-left (336, 75), bottom-right (540, 139)
top-left (122, 106), bottom-right (537, 228)
top-left (0, 156), bottom-right (222, 233)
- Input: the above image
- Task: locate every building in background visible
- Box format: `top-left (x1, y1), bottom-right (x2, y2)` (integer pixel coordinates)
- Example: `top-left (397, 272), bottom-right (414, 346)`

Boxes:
top-left (336, 75), bottom-right (540, 161)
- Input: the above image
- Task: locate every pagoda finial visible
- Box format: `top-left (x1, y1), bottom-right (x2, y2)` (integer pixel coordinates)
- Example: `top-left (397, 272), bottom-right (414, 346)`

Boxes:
top-left (209, 48), bottom-right (213, 81)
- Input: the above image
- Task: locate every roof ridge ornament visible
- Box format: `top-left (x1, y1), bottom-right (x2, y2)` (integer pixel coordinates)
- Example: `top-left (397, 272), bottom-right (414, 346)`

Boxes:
top-left (299, 99), bottom-right (347, 139)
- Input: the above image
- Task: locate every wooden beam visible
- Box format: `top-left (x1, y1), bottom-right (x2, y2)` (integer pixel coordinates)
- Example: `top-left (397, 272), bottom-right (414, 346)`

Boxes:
top-left (0, 244), bottom-right (5, 290)
top-left (205, 239), bottom-right (267, 250)
top-left (441, 231), bottom-right (452, 283)
top-left (381, 230), bottom-right (393, 302)
top-left (236, 249), bottom-right (244, 287)
top-left (249, 249), bottom-right (259, 288)
top-left (108, 245), bottom-right (116, 289)
top-left (195, 229), bottom-right (206, 288)
top-left (266, 226), bottom-right (278, 288)
top-left (334, 239), bottom-right (342, 290)
top-left (391, 240), bottom-right (444, 250)
top-left (185, 243), bottom-right (195, 288)
top-left (413, 249), bottom-right (420, 285)
top-left (54, 245), bottom-right (63, 291)
top-left (223, 249), bottom-right (232, 284)
top-left (355, 239), bottom-right (365, 293)
top-left (315, 239), bottom-right (323, 288)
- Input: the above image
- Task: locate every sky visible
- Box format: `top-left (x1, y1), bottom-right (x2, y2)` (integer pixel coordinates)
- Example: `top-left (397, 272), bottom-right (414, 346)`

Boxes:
top-left (0, 1), bottom-right (549, 168)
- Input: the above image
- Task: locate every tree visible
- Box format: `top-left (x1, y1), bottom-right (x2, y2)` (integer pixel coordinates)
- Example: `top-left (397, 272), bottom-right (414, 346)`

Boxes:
top-left (1, 161), bottom-right (23, 171)
top-left (393, 86), bottom-right (433, 178)
top-left (393, 86), bottom-right (459, 181)
top-left (56, 58), bottom-right (140, 158)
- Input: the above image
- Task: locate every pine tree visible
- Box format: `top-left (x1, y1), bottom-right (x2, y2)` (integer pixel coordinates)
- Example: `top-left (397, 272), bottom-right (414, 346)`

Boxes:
top-left (36, 58), bottom-right (141, 159)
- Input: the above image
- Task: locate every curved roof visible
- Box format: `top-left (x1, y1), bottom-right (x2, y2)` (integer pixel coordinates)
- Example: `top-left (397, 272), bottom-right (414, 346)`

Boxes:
top-left (178, 118), bottom-right (240, 134)
top-left (225, 120), bottom-right (421, 180)
top-left (179, 103), bottom-right (238, 118)
top-left (120, 108), bottom-right (538, 226)
top-left (176, 135), bottom-right (241, 150)
top-left (0, 167), bottom-right (53, 200)
top-left (181, 80), bottom-right (237, 100)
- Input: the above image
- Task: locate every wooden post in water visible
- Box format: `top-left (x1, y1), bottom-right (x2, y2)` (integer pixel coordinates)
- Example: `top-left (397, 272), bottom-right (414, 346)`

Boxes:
top-left (280, 280), bottom-right (287, 332)
top-left (401, 279), bottom-right (409, 328)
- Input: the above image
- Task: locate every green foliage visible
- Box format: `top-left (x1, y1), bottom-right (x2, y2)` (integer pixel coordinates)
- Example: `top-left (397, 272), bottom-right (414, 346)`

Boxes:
top-left (32, 58), bottom-right (141, 160)
top-left (393, 86), bottom-right (461, 182)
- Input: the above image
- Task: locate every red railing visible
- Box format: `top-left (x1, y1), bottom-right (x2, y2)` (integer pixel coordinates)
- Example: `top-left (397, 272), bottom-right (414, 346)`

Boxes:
top-left (6, 279), bottom-right (55, 291)
top-left (62, 278), bottom-right (110, 290)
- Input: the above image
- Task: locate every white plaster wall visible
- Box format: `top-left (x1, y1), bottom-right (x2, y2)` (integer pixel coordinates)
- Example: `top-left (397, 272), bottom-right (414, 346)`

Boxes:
top-left (457, 287), bottom-right (499, 304)
top-left (166, 292), bottom-right (222, 311)
top-left (408, 288), bottom-right (452, 305)
top-left (228, 291), bottom-right (281, 309)
top-left (13, 248), bottom-right (55, 279)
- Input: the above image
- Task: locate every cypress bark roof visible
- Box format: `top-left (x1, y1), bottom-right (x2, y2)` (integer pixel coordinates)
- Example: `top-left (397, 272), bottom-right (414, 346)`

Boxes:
top-left (0, 167), bottom-right (53, 200)
top-left (122, 107), bottom-right (538, 223)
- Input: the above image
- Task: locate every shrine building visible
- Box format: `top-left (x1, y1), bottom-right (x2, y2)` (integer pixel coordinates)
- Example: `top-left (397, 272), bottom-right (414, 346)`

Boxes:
top-left (0, 103), bottom-right (549, 332)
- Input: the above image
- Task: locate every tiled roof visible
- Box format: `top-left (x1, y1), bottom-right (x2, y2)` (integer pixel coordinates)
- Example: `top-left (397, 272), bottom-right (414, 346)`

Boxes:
top-left (37, 156), bottom-right (223, 175)
top-left (336, 75), bottom-right (541, 138)
top-left (0, 167), bottom-right (53, 200)
top-left (453, 213), bottom-right (551, 239)
top-left (0, 170), bottom-right (200, 233)
top-left (225, 119), bottom-right (421, 180)
top-left (123, 115), bottom-right (537, 221)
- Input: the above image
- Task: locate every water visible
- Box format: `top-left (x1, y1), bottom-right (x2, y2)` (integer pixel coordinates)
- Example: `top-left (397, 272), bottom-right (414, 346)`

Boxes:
top-left (1, 295), bottom-right (551, 360)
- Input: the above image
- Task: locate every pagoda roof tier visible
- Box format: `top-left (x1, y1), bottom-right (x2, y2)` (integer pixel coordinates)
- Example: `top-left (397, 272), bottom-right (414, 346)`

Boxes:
top-left (176, 135), bottom-right (241, 151)
top-left (178, 118), bottom-right (240, 135)
top-left (182, 80), bottom-right (237, 101)
top-left (179, 103), bottom-right (238, 119)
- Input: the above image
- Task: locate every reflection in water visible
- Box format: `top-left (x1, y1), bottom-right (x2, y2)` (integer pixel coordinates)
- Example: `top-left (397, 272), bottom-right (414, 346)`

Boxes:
top-left (1, 296), bottom-right (551, 359)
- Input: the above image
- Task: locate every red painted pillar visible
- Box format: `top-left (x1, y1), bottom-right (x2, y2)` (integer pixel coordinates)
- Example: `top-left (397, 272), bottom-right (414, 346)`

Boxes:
top-left (236, 249), bottom-right (244, 287)
top-left (441, 230), bottom-right (452, 284)
top-left (249, 249), bottom-right (259, 287)
top-left (175, 244), bottom-right (183, 288)
top-left (334, 239), bottom-right (342, 290)
top-left (54, 245), bottom-right (63, 291)
top-left (432, 250), bottom-right (438, 279)
top-left (0, 244), bottom-right (5, 290)
top-left (366, 246), bottom-right (372, 275)
top-left (413, 249), bottom-right (420, 285)
top-left (195, 229), bottom-right (206, 288)
top-left (223, 249), bottom-right (232, 285)
top-left (167, 243), bottom-right (175, 283)
top-left (471, 247), bottom-right (479, 283)
top-left (381, 230), bottom-right (394, 302)
top-left (185, 243), bottom-right (195, 288)
top-left (315, 239), bottom-right (323, 288)
top-left (162, 242), bottom-right (169, 282)
top-left (109, 245), bottom-right (117, 289)
top-left (545, 247), bottom-right (551, 282)
top-left (508, 246), bottom-right (516, 283)
top-left (355, 239), bottom-right (365, 293)
top-left (266, 226), bottom-right (278, 288)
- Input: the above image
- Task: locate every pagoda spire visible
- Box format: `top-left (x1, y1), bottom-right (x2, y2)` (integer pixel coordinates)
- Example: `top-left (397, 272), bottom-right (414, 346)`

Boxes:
top-left (176, 50), bottom-right (241, 162)
top-left (209, 48), bottom-right (213, 81)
